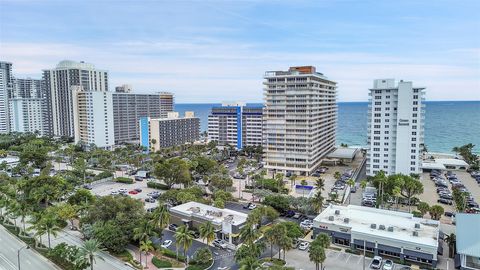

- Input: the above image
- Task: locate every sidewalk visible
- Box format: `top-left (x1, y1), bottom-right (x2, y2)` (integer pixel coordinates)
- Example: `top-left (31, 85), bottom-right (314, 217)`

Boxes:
top-left (127, 245), bottom-right (159, 270)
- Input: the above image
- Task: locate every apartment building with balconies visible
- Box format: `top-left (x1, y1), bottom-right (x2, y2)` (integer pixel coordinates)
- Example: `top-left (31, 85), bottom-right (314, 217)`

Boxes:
top-left (366, 79), bottom-right (426, 176)
top-left (263, 66), bottom-right (337, 175)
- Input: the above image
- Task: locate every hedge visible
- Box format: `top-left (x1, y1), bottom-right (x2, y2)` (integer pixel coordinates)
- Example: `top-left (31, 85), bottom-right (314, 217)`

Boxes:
top-left (147, 181), bottom-right (169, 190)
top-left (94, 171), bottom-right (113, 180)
top-left (152, 257), bottom-right (173, 268)
top-left (159, 247), bottom-right (186, 262)
top-left (115, 177), bottom-right (134, 184)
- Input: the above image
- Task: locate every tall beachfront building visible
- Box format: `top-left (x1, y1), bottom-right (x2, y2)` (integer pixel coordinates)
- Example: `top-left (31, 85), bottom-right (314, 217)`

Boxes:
top-left (263, 66), bottom-right (337, 175)
top-left (366, 79), bottom-right (425, 176)
top-left (0, 61), bottom-right (14, 134)
top-left (207, 102), bottom-right (263, 149)
top-left (72, 87), bottom-right (114, 149)
top-left (112, 91), bottom-right (174, 144)
top-left (43, 60), bottom-right (109, 137)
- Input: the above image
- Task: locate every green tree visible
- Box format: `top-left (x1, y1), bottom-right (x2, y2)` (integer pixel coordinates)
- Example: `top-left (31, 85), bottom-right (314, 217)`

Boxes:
top-left (77, 239), bottom-right (105, 270)
top-left (199, 221), bottom-right (216, 245)
top-left (314, 233), bottom-right (331, 249)
top-left (400, 174), bottom-right (424, 212)
top-left (310, 190), bottom-right (324, 213)
top-left (333, 171), bottom-right (341, 181)
top-left (360, 179), bottom-right (368, 190)
top-left (74, 157), bottom-right (88, 184)
top-left (309, 244), bottom-right (326, 270)
top-left (139, 239), bottom-right (154, 268)
top-left (289, 174), bottom-right (297, 188)
top-left (444, 233), bottom-right (457, 258)
top-left (133, 219), bottom-right (156, 263)
top-left (346, 178), bottom-right (355, 204)
top-left (429, 205), bottom-right (444, 220)
top-left (174, 225), bottom-right (194, 263)
top-left (239, 225), bottom-right (259, 245)
top-left (417, 202), bottom-right (430, 217)
top-left (154, 158), bottom-right (191, 188)
top-left (263, 195), bottom-right (290, 213)
top-left (151, 204), bottom-right (170, 235)
top-left (264, 226), bottom-right (277, 259)
top-left (239, 256), bottom-right (261, 270)
top-left (452, 188), bottom-right (468, 213)
top-left (193, 247), bottom-right (213, 265)
top-left (57, 203), bottom-right (77, 229)
top-left (92, 221), bottom-right (128, 254)
top-left (42, 211), bottom-right (62, 249)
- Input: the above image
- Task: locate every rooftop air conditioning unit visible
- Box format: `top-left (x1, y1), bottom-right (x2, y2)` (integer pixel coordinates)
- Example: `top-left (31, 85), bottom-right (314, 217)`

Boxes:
top-left (387, 226), bottom-right (394, 232)
top-left (415, 223), bottom-right (420, 229)
top-left (370, 224), bottom-right (377, 229)
top-left (413, 231), bottom-right (419, 237)
top-left (335, 210), bottom-right (340, 215)
top-left (379, 225), bottom-right (386, 230)
top-left (328, 216), bottom-right (334, 221)
top-left (344, 218), bottom-right (349, 223)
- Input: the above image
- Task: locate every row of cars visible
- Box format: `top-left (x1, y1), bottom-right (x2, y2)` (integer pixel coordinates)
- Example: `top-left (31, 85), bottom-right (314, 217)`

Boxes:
top-left (432, 170), bottom-right (479, 210)
top-left (332, 169), bottom-right (355, 192)
top-left (470, 170), bottom-right (480, 184)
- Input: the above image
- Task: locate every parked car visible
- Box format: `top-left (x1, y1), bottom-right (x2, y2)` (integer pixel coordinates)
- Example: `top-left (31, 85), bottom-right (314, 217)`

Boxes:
top-left (168, 224), bottom-right (178, 231)
top-left (444, 212), bottom-right (455, 217)
top-left (382, 259), bottom-right (394, 270)
top-left (293, 212), bottom-right (302, 219)
top-left (437, 198), bottom-right (453, 205)
top-left (285, 210), bottom-right (295, 218)
top-left (135, 188), bottom-right (142, 192)
top-left (110, 191), bottom-right (119, 195)
top-left (83, 184), bottom-right (93, 190)
top-left (371, 256), bottom-right (383, 269)
top-left (298, 241), bottom-right (310, 250)
top-left (145, 197), bottom-right (156, 203)
top-left (213, 239), bottom-right (228, 249)
top-left (128, 190), bottom-right (138, 195)
top-left (248, 203), bottom-right (257, 210)
top-left (161, 240), bottom-right (172, 248)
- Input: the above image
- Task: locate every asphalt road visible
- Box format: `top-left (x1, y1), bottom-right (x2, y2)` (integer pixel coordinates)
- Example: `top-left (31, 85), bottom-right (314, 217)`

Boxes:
top-left (0, 225), bottom-right (57, 270)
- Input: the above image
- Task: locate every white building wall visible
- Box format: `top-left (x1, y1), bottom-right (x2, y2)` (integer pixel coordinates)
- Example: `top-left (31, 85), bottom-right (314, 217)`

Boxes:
top-left (9, 98), bottom-right (45, 134)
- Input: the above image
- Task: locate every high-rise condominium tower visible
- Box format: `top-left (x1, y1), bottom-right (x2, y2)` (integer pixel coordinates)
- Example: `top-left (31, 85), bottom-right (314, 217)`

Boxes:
top-left (0, 61), bottom-right (14, 134)
top-left (366, 79), bottom-right (425, 176)
top-left (43, 60), bottom-right (108, 137)
top-left (263, 66), bottom-right (337, 175)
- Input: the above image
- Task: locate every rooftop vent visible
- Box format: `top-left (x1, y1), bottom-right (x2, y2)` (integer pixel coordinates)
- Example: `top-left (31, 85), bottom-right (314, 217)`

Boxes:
top-left (413, 231), bottom-right (419, 237)
top-left (328, 216), bottom-right (334, 221)
top-left (335, 210), bottom-right (341, 215)
top-left (387, 226), bottom-right (394, 232)
top-left (343, 218), bottom-right (349, 224)
top-left (379, 225), bottom-right (386, 230)
top-left (415, 223), bottom-right (421, 229)
top-left (370, 224), bottom-right (377, 229)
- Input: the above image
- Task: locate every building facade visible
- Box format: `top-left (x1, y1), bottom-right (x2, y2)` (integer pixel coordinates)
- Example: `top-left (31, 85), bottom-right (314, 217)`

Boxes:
top-left (366, 79), bottom-right (425, 176)
top-left (456, 214), bottom-right (480, 270)
top-left (0, 61), bottom-right (14, 134)
top-left (8, 98), bottom-right (47, 135)
top-left (313, 205), bottom-right (440, 267)
top-left (112, 92), bottom-right (174, 144)
top-left (263, 66), bottom-right (337, 175)
top-left (139, 111), bottom-right (200, 151)
top-left (43, 60), bottom-right (109, 137)
top-left (115, 84), bottom-right (132, 93)
top-left (207, 102), bottom-right (263, 149)
top-left (72, 87), bottom-right (114, 149)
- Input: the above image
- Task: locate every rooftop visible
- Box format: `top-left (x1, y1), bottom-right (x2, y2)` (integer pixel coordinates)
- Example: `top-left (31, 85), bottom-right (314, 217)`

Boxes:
top-left (314, 205), bottom-right (440, 248)
top-left (456, 214), bottom-right (480, 257)
top-left (170, 201), bottom-right (248, 226)
top-left (327, 147), bottom-right (359, 159)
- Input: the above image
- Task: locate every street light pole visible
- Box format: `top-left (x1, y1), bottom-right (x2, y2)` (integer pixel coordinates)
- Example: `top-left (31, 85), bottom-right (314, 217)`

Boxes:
top-left (18, 245), bottom-right (30, 270)
top-left (363, 239), bottom-right (366, 270)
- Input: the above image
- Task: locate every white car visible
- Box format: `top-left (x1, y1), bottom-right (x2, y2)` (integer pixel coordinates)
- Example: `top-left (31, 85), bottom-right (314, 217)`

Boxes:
top-left (161, 240), bottom-right (172, 248)
top-left (382, 259), bottom-right (394, 270)
top-left (370, 256), bottom-right (383, 269)
top-left (248, 203), bottom-right (257, 210)
top-left (110, 191), bottom-right (119, 195)
top-left (298, 242), bottom-right (310, 250)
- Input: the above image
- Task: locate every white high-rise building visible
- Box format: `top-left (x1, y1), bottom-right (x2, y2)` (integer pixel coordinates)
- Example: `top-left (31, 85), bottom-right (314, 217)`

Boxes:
top-left (9, 98), bottom-right (47, 135)
top-left (0, 61), bottom-right (14, 134)
top-left (366, 79), bottom-right (425, 176)
top-left (72, 87), bottom-right (114, 149)
top-left (43, 60), bottom-right (108, 137)
top-left (263, 66), bottom-right (337, 175)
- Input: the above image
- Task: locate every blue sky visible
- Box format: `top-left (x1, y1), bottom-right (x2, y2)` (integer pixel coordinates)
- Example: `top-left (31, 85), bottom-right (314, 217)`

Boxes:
top-left (1, 0), bottom-right (479, 102)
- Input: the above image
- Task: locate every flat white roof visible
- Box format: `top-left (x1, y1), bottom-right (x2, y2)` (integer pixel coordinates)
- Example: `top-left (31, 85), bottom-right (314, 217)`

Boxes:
top-left (0, 156), bottom-right (20, 164)
top-left (421, 161), bottom-right (446, 170)
top-left (170, 201), bottom-right (247, 226)
top-left (327, 147), bottom-right (359, 159)
top-left (314, 205), bottom-right (439, 248)
top-left (435, 158), bottom-right (469, 167)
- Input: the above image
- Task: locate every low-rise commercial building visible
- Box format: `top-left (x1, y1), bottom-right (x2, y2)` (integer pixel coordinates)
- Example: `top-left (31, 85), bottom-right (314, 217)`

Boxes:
top-left (456, 214), bottom-right (480, 270)
top-left (313, 205), bottom-right (440, 267)
top-left (139, 111), bottom-right (200, 151)
top-left (169, 202), bottom-right (248, 247)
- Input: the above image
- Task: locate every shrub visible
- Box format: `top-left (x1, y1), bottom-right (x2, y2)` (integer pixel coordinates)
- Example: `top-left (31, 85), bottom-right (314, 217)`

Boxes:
top-left (115, 177), bottom-right (133, 184)
top-left (192, 247), bottom-right (212, 265)
top-left (94, 171), bottom-right (113, 180)
top-left (160, 247), bottom-right (186, 261)
top-left (147, 181), bottom-right (169, 190)
top-left (152, 257), bottom-right (173, 268)
top-left (412, 210), bottom-right (423, 218)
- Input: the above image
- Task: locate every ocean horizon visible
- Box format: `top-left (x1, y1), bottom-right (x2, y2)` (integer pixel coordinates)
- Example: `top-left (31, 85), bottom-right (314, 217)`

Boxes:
top-left (175, 100), bottom-right (480, 154)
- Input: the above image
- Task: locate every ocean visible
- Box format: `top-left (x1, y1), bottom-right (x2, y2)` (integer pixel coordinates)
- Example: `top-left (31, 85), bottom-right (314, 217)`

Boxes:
top-left (175, 101), bottom-right (480, 154)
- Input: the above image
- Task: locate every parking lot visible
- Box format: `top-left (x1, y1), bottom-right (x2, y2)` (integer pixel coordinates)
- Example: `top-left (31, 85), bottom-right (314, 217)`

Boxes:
top-left (285, 248), bottom-right (376, 270)
top-left (89, 178), bottom-right (163, 210)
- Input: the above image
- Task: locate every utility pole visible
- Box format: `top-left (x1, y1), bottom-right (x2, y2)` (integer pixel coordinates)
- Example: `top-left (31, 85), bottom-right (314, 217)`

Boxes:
top-left (363, 239), bottom-right (366, 270)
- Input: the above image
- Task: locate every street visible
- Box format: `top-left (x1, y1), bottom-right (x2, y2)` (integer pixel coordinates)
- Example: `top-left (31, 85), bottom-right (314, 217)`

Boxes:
top-left (0, 225), bottom-right (57, 270)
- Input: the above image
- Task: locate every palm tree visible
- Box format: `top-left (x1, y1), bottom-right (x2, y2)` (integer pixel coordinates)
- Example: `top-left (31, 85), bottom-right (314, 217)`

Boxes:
top-left (199, 221), bottom-right (215, 245)
top-left (314, 233), bottom-right (331, 249)
top-left (174, 225), bottom-right (194, 263)
top-left (315, 178), bottom-right (325, 191)
top-left (278, 234), bottom-right (292, 260)
top-left (360, 180), bottom-right (368, 190)
top-left (309, 244), bottom-right (326, 270)
top-left (133, 219), bottom-right (156, 263)
top-left (42, 212), bottom-right (62, 249)
top-left (239, 256), bottom-right (261, 270)
top-left (333, 171), bottom-right (341, 181)
top-left (239, 224), bottom-right (259, 245)
top-left (392, 186), bottom-right (401, 210)
top-left (374, 171), bottom-right (387, 208)
top-left (16, 200), bottom-right (31, 236)
top-left (346, 178), bottom-right (355, 204)
top-left (444, 233), bottom-right (456, 258)
top-left (28, 213), bottom-right (46, 248)
top-left (77, 239), bottom-right (105, 270)
top-left (151, 204), bottom-right (170, 232)
top-left (140, 239), bottom-right (154, 268)
top-left (310, 190), bottom-right (324, 213)
top-left (264, 227), bottom-right (276, 259)
top-left (289, 174), bottom-right (297, 188)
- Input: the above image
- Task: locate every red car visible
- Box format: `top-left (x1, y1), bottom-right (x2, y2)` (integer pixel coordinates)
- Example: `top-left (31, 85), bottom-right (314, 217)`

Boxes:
top-left (128, 190), bottom-right (138, 195)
